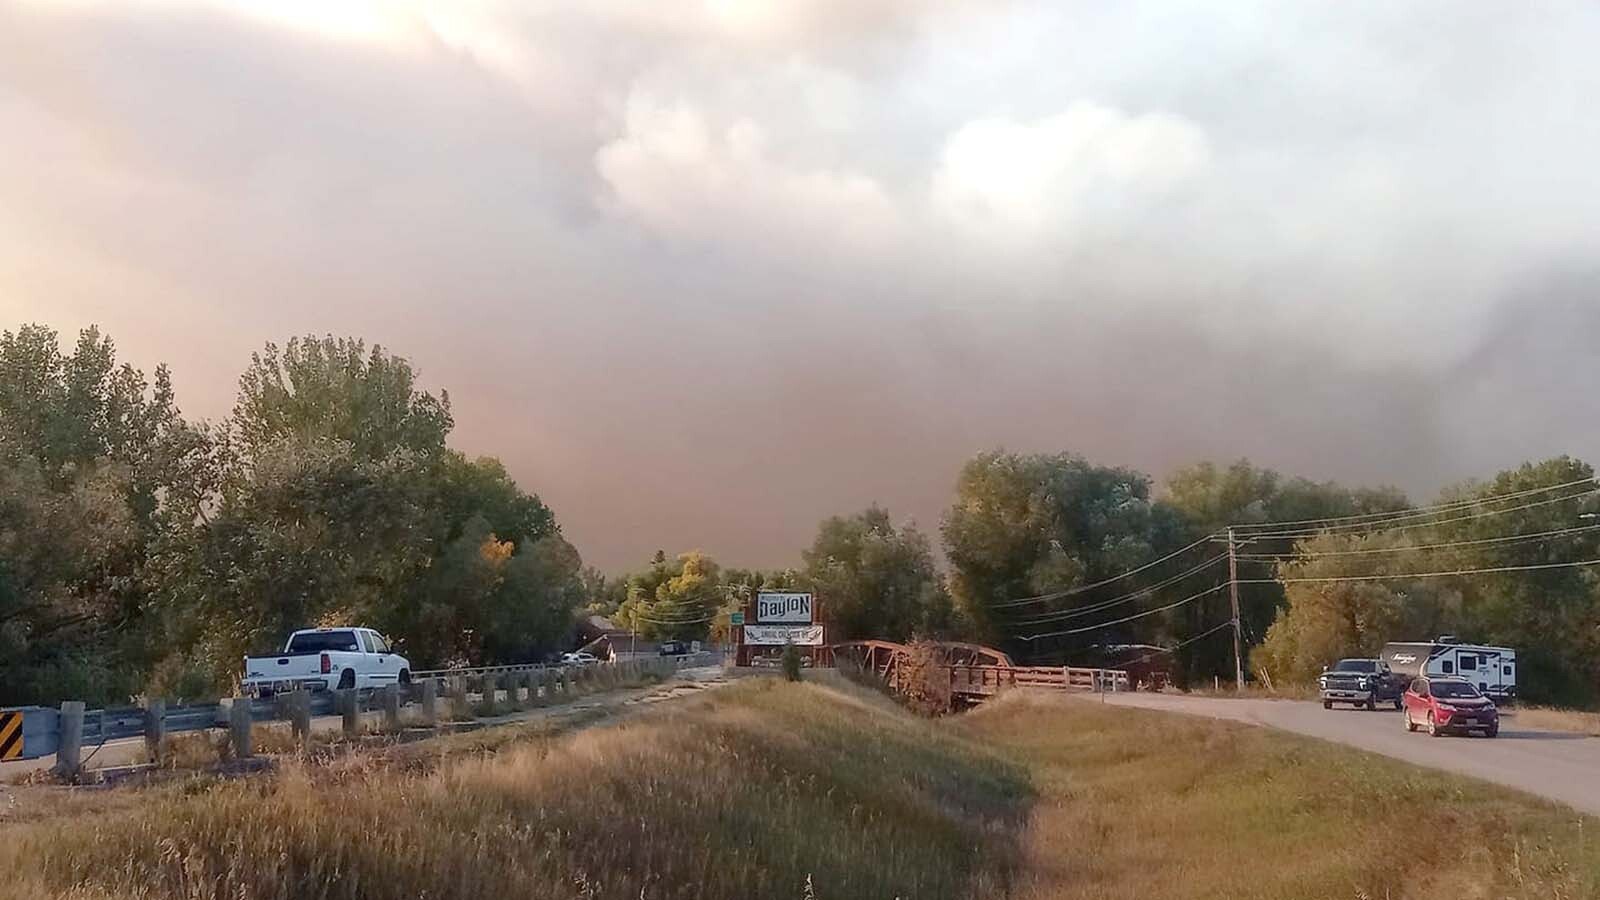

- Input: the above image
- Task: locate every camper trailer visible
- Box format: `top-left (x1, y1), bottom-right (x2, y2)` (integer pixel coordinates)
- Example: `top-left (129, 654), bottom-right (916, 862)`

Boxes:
top-left (1379, 637), bottom-right (1517, 700)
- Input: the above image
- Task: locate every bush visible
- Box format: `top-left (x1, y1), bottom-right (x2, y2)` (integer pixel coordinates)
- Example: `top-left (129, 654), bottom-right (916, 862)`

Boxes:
top-left (781, 641), bottom-right (802, 681)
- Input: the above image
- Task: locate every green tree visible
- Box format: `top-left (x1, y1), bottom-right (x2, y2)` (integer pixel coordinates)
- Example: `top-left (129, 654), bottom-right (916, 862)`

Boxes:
top-left (941, 451), bottom-right (1185, 653)
top-left (0, 325), bottom-right (211, 704)
top-left (230, 336), bottom-right (452, 464)
top-left (1255, 457), bottom-right (1600, 704)
top-left (1161, 459), bottom-right (1409, 685)
top-left (615, 551), bottom-right (724, 640)
top-left (801, 506), bottom-right (949, 641)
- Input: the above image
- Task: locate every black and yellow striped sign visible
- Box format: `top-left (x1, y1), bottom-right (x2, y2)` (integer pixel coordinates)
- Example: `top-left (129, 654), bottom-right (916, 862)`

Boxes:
top-left (0, 710), bottom-right (24, 760)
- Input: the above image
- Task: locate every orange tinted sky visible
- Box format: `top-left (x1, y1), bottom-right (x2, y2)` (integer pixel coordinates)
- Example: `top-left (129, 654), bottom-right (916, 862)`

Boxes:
top-left (5, 1), bottom-right (1600, 570)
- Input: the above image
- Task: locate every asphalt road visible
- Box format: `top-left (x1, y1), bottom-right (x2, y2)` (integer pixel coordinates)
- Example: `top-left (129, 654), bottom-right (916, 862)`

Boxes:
top-left (1097, 692), bottom-right (1600, 815)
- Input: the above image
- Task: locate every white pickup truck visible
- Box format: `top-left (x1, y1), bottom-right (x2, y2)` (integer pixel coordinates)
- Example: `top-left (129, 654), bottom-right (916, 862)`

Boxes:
top-left (242, 627), bottom-right (411, 697)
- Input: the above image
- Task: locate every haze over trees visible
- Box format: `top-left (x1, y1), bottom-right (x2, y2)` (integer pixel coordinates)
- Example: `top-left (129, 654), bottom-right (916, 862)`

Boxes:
top-left (5, 322), bottom-right (1599, 706)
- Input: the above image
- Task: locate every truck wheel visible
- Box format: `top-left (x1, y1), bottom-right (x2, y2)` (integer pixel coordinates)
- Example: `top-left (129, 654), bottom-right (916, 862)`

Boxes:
top-left (1484, 725), bottom-right (1499, 738)
top-left (1393, 697), bottom-right (1403, 711)
top-left (1365, 696), bottom-right (1376, 711)
top-left (1323, 700), bottom-right (1333, 709)
top-left (398, 669), bottom-right (412, 686)
top-left (337, 669), bottom-right (356, 690)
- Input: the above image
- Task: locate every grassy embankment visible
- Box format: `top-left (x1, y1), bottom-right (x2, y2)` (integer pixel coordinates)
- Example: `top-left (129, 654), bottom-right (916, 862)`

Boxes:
top-left (3, 677), bottom-right (1598, 899)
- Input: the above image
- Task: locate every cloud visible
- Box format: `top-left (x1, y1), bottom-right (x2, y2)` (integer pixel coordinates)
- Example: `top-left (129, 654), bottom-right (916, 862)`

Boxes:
top-left (931, 103), bottom-right (1209, 239)
top-left (4, 0), bottom-right (1600, 569)
top-left (595, 93), bottom-right (901, 253)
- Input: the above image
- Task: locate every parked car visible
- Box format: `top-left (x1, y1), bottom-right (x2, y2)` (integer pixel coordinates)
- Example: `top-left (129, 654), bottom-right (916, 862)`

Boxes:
top-left (1381, 637), bottom-right (1517, 701)
top-left (561, 651), bottom-right (600, 667)
top-left (658, 640), bottom-right (690, 656)
top-left (1403, 675), bottom-right (1499, 737)
top-left (242, 627), bottom-right (410, 698)
top-left (1319, 657), bottom-right (1406, 710)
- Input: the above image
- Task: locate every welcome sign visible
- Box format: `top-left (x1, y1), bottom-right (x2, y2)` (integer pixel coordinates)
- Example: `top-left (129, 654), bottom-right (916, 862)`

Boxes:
top-left (756, 591), bottom-right (813, 623)
top-left (743, 624), bottom-right (825, 646)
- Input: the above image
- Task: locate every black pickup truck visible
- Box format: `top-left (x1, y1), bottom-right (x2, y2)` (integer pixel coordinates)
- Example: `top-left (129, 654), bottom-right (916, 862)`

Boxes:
top-left (1319, 658), bottom-right (1406, 710)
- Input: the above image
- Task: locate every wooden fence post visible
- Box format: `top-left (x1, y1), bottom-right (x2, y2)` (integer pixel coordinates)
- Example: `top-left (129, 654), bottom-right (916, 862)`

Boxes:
top-left (143, 698), bottom-right (167, 765)
top-left (55, 701), bottom-right (84, 779)
top-left (230, 698), bottom-right (254, 759)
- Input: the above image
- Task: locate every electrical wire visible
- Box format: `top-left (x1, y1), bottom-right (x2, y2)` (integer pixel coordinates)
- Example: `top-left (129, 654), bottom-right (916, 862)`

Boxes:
top-left (1234, 523), bottom-right (1600, 561)
top-left (1239, 489), bottom-right (1599, 540)
top-left (990, 533), bottom-right (1222, 608)
top-left (1239, 557), bottom-right (1600, 585)
top-left (1015, 583), bottom-right (1228, 642)
top-left (1228, 475), bottom-right (1597, 532)
top-left (1004, 554), bottom-right (1228, 626)
top-left (1105, 619), bottom-right (1235, 669)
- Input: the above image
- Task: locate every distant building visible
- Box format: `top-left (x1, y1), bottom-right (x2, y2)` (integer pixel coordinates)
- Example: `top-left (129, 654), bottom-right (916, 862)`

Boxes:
top-left (575, 614), bottom-right (658, 659)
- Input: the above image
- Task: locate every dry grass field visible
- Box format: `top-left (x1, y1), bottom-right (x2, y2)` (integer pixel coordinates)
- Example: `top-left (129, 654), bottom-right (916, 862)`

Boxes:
top-left (2, 678), bottom-right (1597, 900)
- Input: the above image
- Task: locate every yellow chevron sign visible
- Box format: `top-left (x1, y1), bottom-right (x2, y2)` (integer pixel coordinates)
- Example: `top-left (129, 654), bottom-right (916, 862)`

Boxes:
top-left (0, 711), bottom-right (22, 760)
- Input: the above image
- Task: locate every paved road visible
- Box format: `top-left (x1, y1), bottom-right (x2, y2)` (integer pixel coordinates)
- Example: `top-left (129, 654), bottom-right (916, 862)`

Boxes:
top-left (1097, 693), bottom-right (1600, 815)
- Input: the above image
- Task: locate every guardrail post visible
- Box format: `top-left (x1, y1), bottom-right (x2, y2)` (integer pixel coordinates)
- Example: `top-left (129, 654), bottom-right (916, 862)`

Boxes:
top-left (381, 685), bottom-right (401, 731)
top-left (338, 689), bottom-right (360, 737)
top-left (229, 698), bottom-right (254, 759)
top-left (289, 690), bottom-right (312, 751)
top-left (419, 679), bottom-right (438, 727)
top-left (143, 698), bottom-right (167, 764)
top-left (55, 701), bottom-right (84, 779)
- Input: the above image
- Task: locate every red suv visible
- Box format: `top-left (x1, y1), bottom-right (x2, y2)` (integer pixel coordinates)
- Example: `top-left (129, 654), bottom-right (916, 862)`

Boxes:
top-left (1403, 676), bottom-right (1499, 738)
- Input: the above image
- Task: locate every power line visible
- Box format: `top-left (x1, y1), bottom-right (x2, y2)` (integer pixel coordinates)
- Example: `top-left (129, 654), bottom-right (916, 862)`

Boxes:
top-left (1004, 554), bottom-right (1227, 626)
top-left (1228, 475), bottom-right (1597, 532)
top-left (1015, 583), bottom-right (1228, 642)
top-left (630, 609), bottom-right (718, 625)
top-left (1105, 619), bottom-right (1235, 669)
top-left (1239, 489), bottom-right (1599, 540)
top-left (1239, 557), bottom-right (1600, 585)
top-left (991, 533), bottom-right (1221, 608)
top-left (1234, 523), bottom-right (1600, 561)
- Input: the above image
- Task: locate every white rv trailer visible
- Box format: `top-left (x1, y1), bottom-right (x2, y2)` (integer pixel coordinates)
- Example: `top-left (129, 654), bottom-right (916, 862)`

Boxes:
top-left (1380, 637), bottom-right (1517, 700)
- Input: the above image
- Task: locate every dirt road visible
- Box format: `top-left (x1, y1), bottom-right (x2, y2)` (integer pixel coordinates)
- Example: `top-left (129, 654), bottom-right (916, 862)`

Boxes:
top-left (1097, 692), bottom-right (1600, 815)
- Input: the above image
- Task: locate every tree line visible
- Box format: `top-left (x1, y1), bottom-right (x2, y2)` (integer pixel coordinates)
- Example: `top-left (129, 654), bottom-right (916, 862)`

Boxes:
top-left (6, 323), bottom-right (1597, 707)
top-left (0, 326), bottom-right (582, 706)
top-left (596, 457), bottom-right (1600, 706)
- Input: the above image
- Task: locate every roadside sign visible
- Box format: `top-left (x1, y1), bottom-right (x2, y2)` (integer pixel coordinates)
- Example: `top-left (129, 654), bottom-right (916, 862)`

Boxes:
top-left (756, 592), bottom-right (813, 623)
top-left (0, 710), bottom-right (23, 760)
top-left (730, 612), bottom-right (745, 626)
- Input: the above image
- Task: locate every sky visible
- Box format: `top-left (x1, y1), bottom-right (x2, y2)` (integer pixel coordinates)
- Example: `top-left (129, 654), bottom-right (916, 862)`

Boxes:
top-left (4, 1), bottom-right (1600, 571)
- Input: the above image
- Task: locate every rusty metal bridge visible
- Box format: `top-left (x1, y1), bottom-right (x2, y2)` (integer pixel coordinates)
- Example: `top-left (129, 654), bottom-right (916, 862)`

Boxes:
top-left (829, 640), bottom-right (1130, 708)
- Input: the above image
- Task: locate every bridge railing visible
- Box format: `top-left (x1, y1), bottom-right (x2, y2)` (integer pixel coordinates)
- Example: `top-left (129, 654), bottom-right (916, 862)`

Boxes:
top-left (949, 665), bottom-right (1130, 694)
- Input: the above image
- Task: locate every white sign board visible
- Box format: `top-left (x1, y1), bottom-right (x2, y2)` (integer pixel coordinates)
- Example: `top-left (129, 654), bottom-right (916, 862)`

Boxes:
top-left (756, 591), bottom-right (813, 623)
top-left (743, 625), bottom-right (825, 646)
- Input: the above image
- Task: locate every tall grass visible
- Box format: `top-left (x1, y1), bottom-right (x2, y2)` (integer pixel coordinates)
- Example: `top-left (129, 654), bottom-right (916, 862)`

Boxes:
top-left (0, 679), bottom-right (1029, 900)
top-left (963, 692), bottom-right (1600, 900)
top-left (7, 681), bottom-right (1600, 900)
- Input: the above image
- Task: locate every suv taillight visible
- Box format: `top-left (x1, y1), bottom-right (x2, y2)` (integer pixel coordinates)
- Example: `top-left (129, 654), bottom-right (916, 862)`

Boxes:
top-left (320, 652), bottom-right (331, 675)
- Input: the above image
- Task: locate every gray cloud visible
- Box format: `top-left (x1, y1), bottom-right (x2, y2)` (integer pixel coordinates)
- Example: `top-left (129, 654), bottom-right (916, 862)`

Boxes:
top-left (3, 1), bottom-right (1599, 568)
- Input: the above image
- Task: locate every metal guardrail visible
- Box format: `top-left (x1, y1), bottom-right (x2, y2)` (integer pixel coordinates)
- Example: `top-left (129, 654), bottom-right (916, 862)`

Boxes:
top-left (2, 653), bottom-right (717, 764)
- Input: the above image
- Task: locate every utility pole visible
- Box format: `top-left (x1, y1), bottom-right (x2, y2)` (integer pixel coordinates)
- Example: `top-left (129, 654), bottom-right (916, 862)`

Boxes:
top-left (1227, 527), bottom-right (1244, 691)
